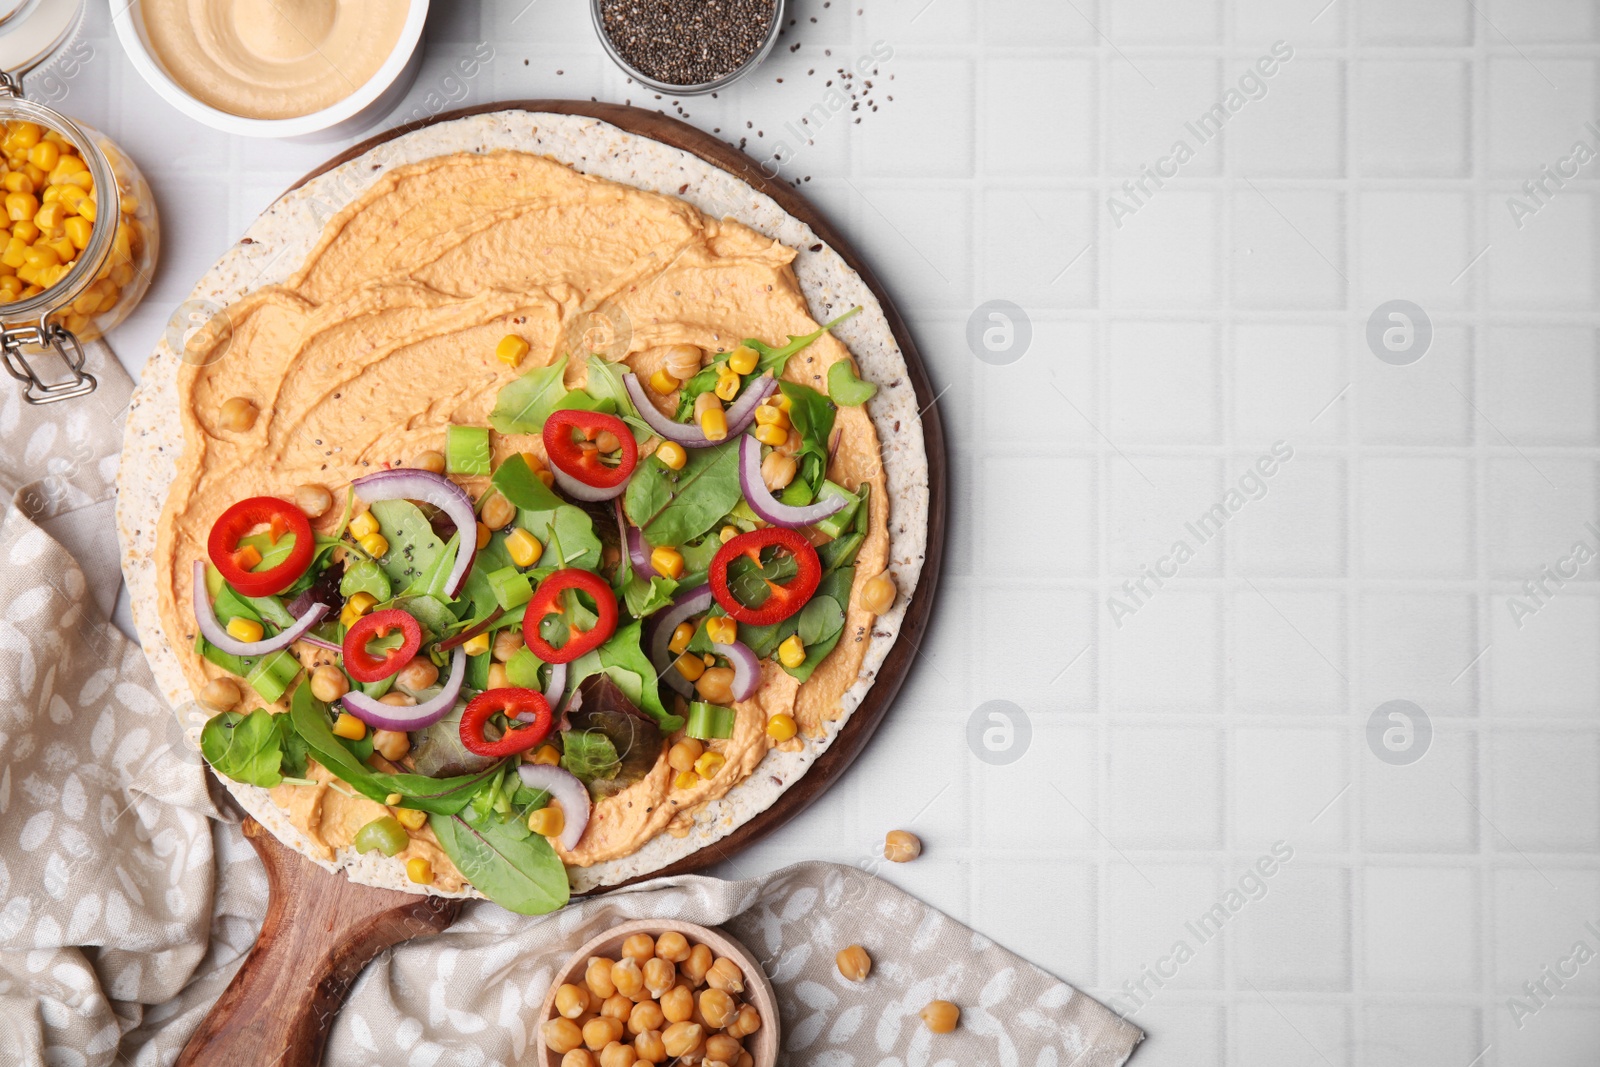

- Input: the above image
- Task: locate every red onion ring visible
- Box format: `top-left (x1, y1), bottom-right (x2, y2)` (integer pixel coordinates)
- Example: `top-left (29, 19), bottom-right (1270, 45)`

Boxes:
top-left (297, 633), bottom-right (343, 655)
top-left (738, 434), bottom-right (848, 529)
top-left (516, 763), bottom-right (591, 851)
top-left (534, 661), bottom-right (568, 716)
top-left (551, 462), bottom-right (630, 502)
top-left (341, 646), bottom-right (466, 731)
top-left (350, 468), bottom-right (477, 598)
top-left (192, 560), bottom-right (330, 657)
top-left (649, 584), bottom-right (713, 697)
top-left (622, 372), bottom-right (777, 447)
top-left (712, 640), bottom-right (761, 701)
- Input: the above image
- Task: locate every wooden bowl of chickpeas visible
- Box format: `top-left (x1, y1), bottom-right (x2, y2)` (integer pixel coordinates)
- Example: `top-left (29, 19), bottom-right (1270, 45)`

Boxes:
top-left (537, 918), bottom-right (779, 1067)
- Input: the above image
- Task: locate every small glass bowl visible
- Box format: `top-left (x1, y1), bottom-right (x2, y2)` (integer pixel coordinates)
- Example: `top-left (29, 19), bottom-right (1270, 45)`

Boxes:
top-left (590, 0), bottom-right (787, 96)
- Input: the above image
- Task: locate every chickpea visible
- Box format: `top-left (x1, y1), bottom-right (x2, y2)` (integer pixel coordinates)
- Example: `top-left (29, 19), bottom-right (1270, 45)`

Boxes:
top-left (735, 1053), bottom-right (754, 1067)
top-left (859, 571), bottom-right (895, 616)
top-left (595, 429), bottom-right (622, 454)
top-left (705, 958), bottom-right (744, 994)
top-left (198, 677), bottom-right (240, 711)
top-left (660, 984), bottom-right (694, 1023)
top-left (883, 829), bottom-right (922, 863)
top-left (724, 1004), bottom-right (761, 1040)
top-left (760, 450), bottom-right (797, 492)
top-left (633, 1031), bottom-right (667, 1063)
top-left (543, 1017), bottom-right (584, 1055)
top-left (584, 1016), bottom-right (625, 1051)
top-left (492, 628), bottom-right (523, 662)
top-left (218, 396), bottom-right (257, 432)
top-left (308, 665), bottom-right (348, 703)
top-left (481, 490), bottom-right (515, 530)
top-left (561, 1051), bottom-right (596, 1067)
top-left (487, 663), bottom-right (509, 690)
top-left (378, 692), bottom-right (416, 707)
top-left (695, 667), bottom-right (736, 705)
top-left (667, 739), bottom-right (704, 773)
top-left (599, 1042), bottom-right (637, 1067)
top-left (643, 956), bottom-right (676, 998)
top-left (294, 483), bottom-right (333, 519)
top-left (610, 957), bottom-right (644, 998)
top-left (586, 956), bottom-right (618, 999)
top-left (372, 729), bottom-right (410, 762)
top-left (556, 983), bottom-right (592, 1019)
top-left (681, 943), bottom-right (713, 987)
top-left (836, 944), bottom-right (872, 982)
top-left (396, 657), bottom-right (439, 691)
top-left (654, 930), bottom-right (690, 963)
top-left (621, 932), bottom-right (655, 964)
top-left (662, 344), bottom-right (703, 381)
top-left (628, 999), bottom-right (665, 1036)
top-left (662, 1022), bottom-right (704, 1058)
top-left (920, 1000), bottom-right (960, 1034)
top-left (704, 1035), bottom-right (742, 1062)
top-left (697, 989), bottom-right (737, 1030)
top-left (412, 449), bottom-right (446, 474)
top-left (601, 994), bottom-right (633, 1020)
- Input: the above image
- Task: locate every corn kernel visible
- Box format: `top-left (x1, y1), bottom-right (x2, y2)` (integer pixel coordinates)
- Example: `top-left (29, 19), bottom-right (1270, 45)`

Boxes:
top-left (778, 634), bottom-right (806, 669)
top-left (753, 403), bottom-right (788, 428)
top-left (674, 652), bottom-right (706, 682)
top-left (655, 440), bottom-right (687, 470)
top-left (505, 527), bottom-right (543, 567)
top-left (529, 744), bottom-right (562, 766)
top-left (714, 367), bottom-right (740, 401)
top-left (22, 244), bottom-right (57, 270)
top-left (727, 344), bottom-right (758, 375)
top-left (406, 857), bottom-right (434, 884)
top-left (651, 546), bottom-right (685, 580)
top-left (705, 616), bottom-right (737, 645)
top-left (349, 509), bottom-right (379, 538)
top-left (32, 201), bottom-right (63, 230)
top-left (649, 368), bottom-right (679, 395)
top-left (528, 804), bottom-right (565, 838)
top-left (0, 172), bottom-right (30, 195)
top-left (47, 236), bottom-right (74, 263)
top-left (754, 423), bottom-right (788, 447)
top-left (4, 191), bottom-right (35, 221)
top-left (61, 216), bottom-right (90, 251)
top-left (668, 621), bottom-right (694, 655)
top-left (463, 632), bottom-right (491, 656)
top-left (332, 713), bottom-right (366, 740)
top-left (8, 122), bottom-right (40, 150)
top-left (10, 219), bottom-right (36, 243)
top-left (340, 591), bottom-right (377, 628)
top-left (694, 751), bottom-right (726, 779)
top-left (773, 392), bottom-right (793, 413)
top-left (767, 713), bottom-right (798, 742)
top-left (385, 793), bottom-right (403, 805)
top-left (673, 770), bottom-right (698, 790)
top-left (698, 404), bottom-right (727, 442)
top-left (225, 617), bottom-right (264, 643)
top-left (74, 194), bottom-right (94, 222)
top-left (719, 525), bottom-right (739, 544)
top-left (27, 141), bottom-right (59, 171)
top-left (358, 532), bottom-right (389, 558)
top-left (395, 807), bottom-right (427, 831)
top-left (495, 334), bottom-right (530, 367)
top-left (475, 521), bottom-right (491, 549)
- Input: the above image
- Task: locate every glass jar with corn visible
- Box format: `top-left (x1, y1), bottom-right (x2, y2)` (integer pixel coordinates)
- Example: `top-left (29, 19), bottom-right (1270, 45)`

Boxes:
top-left (0, 75), bottom-right (159, 404)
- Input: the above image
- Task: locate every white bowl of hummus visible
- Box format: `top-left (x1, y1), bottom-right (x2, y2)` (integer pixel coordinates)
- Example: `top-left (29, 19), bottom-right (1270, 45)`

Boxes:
top-left (111, 0), bottom-right (429, 141)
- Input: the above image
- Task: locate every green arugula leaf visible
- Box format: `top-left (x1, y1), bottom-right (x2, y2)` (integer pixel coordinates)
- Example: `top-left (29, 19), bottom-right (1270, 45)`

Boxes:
top-left (585, 355), bottom-right (652, 442)
top-left (201, 708), bottom-right (285, 788)
top-left (778, 381), bottom-right (836, 503)
top-left (622, 574), bottom-right (678, 618)
top-left (752, 306), bottom-right (862, 377)
top-left (623, 440), bottom-right (742, 549)
top-left (491, 453), bottom-right (566, 512)
top-left (429, 809), bottom-right (570, 915)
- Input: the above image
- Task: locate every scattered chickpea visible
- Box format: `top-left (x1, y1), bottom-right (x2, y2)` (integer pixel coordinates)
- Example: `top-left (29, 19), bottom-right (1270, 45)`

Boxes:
top-left (308, 665), bottom-right (348, 703)
top-left (487, 663), bottom-right (509, 690)
top-left (704, 1034), bottom-right (742, 1063)
top-left (610, 957), bottom-right (644, 998)
top-left (695, 666), bottom-right (736, 705)
top-left (583, 1016), bottom-right (625, 1052)
top-left (621, 932), bottom-right (656, 964)
top-left (667, 739), bottom-right (703, 773)
top-left (662, 344), bottom-right (703, 381)
top-left (412, 450), bottom-right (446, 474)
top-left (599, 1042), bottom-right (636, 1067)
top-left (543, 1017), bottom-right (584, 1055)
top-left (642, 956), bottom-right (676, 998)
top-left (218, 396), bottom-right (257, 432)
top-left (587, 957), bottom-right (618, 999)
top-left (883, 829), bottom-right (922, 863)
top-left (859, 571), bottom-right (896, 616)
top-left (199, 677), bottom-right (240, 711)
top-left (836, 944), bottom-right (872, 982)
top-left (480, 490), bottom-right (516, 531)
top-left (705, 958), bottom-right (745, 994)
top-left (655, 930), bottom-right (690, 963)
top-left (601, 994), bottom-right (633, 1021)
top-left (492, 628), bottom-right (523, 662)
top-left (920, 1000), bottom-right (960, 1034)
top-left (555, 983), bottom-right (592, 1019)
top-left (372, 729), bottom-right (410, 762)
top-left (595, 429), bottom-right (622, 454)
top-left (396, 657), bottom-right (439, 692)
top-left (661, 1021), bottom-right (704, 1058)
top-left (294, 483), bottom-right (333, 519)
top-left (761, 450), bottom-right (797, 492)
top-left (724, 1004), bottom-right (761, 1040)
top-left (378, 692), bottom-right (416, 707)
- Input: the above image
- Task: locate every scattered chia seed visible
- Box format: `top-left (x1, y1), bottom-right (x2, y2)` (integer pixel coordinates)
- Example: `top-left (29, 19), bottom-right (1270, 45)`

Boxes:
top-left (599, 0), bottom-right (778, 88)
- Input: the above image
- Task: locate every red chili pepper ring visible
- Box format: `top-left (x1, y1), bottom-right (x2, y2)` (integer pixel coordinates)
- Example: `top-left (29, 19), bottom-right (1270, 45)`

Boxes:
top-left (206, 496), bottom-right (314, 597)
top-left (342, 609), bottom-right (422, 683)
top-left (522, 568), bottom-right (619, 664)
top-left (460, 687), bottom-right (552, 757)
top-left (543, 409), bottom-right (638, 490)
top-left (709, 527), bottom-right (822, 626)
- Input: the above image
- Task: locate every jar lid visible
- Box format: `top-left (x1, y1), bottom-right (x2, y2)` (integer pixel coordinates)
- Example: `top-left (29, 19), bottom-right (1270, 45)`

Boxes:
top-left (0, 0), bottom-right (83, 77)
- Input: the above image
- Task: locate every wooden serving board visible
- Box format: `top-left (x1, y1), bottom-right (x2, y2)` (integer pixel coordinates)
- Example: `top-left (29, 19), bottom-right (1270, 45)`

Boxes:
top-left (178, 101), bottom-right (947, 1064)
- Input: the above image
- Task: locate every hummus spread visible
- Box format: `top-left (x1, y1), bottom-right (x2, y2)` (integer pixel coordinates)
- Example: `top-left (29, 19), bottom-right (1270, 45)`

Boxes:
top-left (142, 0), bottom-right (409, 120)
top-left (157, 150), bottom-right (889, 880)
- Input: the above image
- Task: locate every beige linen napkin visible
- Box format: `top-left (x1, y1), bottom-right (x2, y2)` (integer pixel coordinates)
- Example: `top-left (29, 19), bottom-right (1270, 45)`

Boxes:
top-left (0, 351), bottom-right (1142, 1066)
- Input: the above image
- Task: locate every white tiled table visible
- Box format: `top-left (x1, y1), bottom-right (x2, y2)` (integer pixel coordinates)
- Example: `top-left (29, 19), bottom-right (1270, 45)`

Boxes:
top-left (76, 0), bottom-right (1600, 1063)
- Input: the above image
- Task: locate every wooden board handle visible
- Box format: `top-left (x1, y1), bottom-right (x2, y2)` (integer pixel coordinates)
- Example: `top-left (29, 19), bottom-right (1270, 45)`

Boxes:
top-left (178, 817), bottom-right (462, 1067)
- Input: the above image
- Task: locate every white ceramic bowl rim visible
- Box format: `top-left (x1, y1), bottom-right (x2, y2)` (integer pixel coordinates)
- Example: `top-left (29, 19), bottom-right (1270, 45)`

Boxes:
top-left (110, 0), bottom-right (429, 137)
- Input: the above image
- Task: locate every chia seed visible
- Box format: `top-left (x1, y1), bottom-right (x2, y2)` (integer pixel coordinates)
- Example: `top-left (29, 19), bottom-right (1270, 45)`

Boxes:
top-left (598, 0), bottom-right (778, 88)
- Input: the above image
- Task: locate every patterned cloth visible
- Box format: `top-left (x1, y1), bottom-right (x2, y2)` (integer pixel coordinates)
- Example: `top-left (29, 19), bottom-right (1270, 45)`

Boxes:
top-left (0, 352), bottom-right (1142, 1066)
